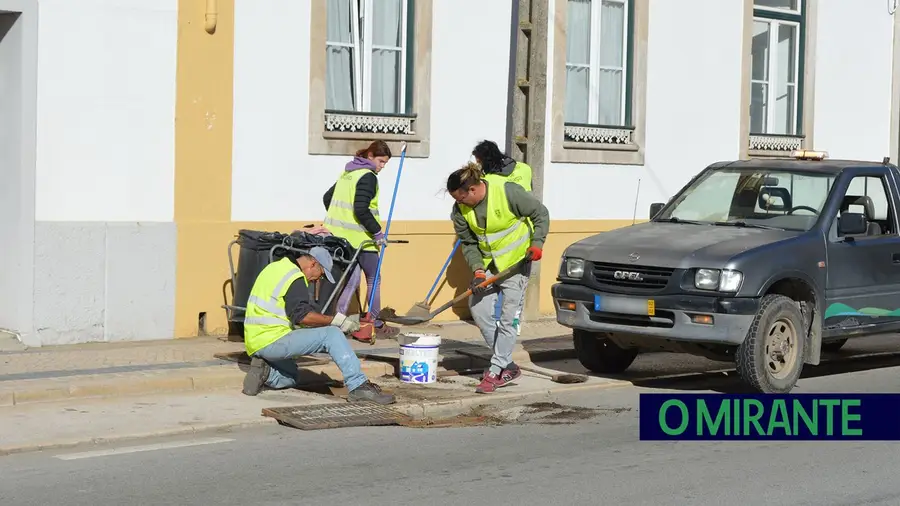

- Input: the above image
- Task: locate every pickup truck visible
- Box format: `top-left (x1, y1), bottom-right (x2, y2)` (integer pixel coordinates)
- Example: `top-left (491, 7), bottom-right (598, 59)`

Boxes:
top-left (552, 150), bottom-right (900, 393)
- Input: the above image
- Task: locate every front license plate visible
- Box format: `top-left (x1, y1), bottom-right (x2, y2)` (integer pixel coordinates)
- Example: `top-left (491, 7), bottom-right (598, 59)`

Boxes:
top-left (594, 294), bottom-right (655, 316)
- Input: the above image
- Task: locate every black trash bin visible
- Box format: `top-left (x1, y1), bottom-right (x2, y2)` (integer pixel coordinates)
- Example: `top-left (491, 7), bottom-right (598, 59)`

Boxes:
top-left (231, 229), bottom-right (355, 326)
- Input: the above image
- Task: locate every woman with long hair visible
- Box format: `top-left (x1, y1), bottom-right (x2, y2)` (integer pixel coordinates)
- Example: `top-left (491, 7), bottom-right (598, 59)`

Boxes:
top-left (323, 140), bottom-right (400, 341)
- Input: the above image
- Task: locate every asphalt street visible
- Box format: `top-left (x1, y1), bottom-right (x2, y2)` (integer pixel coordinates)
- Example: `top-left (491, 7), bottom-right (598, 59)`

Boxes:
top-left (3, 341), bottom-right (900, 506)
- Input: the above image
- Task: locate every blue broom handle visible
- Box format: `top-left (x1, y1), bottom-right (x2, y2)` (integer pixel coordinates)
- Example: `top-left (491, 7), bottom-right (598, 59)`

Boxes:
top-left (424, 239), bottom-right (461, 302)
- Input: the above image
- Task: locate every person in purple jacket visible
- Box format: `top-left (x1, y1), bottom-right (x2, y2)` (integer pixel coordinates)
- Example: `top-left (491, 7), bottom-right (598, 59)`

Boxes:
top-left (323, 141), bottom-right (400, 341)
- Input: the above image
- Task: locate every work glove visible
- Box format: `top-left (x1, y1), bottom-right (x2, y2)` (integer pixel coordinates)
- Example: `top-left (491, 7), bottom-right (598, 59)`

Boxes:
top-left (332, 313), bottom-right (361, 333)
top-left (373, 231), bottom-right (386, 247)
top-left (470, 269), bottom-right (488, 295)
top-left (524, 246), bottom-right (543, 262)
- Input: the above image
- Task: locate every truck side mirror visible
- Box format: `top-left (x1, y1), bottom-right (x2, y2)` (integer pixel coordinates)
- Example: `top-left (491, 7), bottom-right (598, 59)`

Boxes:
top-left (649, 203), bottom-right (665, 219)
top-left (838, 212), bottom-right (868, 237)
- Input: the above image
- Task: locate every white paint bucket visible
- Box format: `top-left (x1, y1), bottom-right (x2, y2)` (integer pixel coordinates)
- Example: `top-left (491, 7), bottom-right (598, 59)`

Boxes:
top-left (398, 333), bottom-right (442, 385)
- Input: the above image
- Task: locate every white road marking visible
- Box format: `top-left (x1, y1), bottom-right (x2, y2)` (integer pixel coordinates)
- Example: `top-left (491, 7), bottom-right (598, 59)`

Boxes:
top-left (53, 437), bottom-right (235, 461)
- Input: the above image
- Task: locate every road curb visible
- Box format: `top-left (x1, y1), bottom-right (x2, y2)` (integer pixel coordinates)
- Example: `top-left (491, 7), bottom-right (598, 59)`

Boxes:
top-left (3, 361), bottom-right (395, 408)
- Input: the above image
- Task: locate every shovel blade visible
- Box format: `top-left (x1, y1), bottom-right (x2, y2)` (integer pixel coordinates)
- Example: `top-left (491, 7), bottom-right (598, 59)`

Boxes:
top-left (381, 315), bottom-right (430, 325)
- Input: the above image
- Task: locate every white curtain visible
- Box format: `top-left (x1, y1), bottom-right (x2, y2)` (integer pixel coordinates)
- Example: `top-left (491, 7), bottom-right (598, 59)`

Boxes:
top-left (774, 23), bottom-right (797, 135)
top-left (749, 21), bottom-right (770, 133)
top-left (597, 0), bottom-right (624, 126)
top-left (371, 0), bottom-right (403, 114)
top-left (565, 0), bottom-right (591, 123)
top-left (325, 0), bottom-right (355, 111)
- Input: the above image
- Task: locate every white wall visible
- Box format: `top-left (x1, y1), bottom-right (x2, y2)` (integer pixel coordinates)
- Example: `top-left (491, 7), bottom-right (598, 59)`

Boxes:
top-left (812, 0), bottom-right (894, 161)
top-left (543, 0), bottom-right (746, 220)
top-left (231, 0), bottom-right (512, 222)
top-left (34, 0), bottom-right (177, 222)
top-left (0, 7), bottom-right (35, 335)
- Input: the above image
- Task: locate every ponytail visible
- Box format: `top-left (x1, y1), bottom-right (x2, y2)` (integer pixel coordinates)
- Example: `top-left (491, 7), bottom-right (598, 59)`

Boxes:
top-left (355, 140), bottom-right (392, 159)
top-left (446, 162), bottom-right (484, 193)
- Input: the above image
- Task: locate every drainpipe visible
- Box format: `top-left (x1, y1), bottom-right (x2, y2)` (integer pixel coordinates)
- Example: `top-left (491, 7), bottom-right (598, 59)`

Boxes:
top-left (205, 0), bottom-right (218, 34)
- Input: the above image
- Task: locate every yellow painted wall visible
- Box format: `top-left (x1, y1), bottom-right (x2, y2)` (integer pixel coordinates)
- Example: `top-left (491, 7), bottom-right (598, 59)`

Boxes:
top-left (172, 219), bottom-right (635, 337)
top-left (174, 0), bottom-right (235, 336)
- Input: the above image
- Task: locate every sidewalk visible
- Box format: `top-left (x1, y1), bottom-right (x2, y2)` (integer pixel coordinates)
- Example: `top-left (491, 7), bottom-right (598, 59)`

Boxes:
top-left (0, 319), bottom-right (575, 408)
top-left (0, 361), bottom-right (626, 456)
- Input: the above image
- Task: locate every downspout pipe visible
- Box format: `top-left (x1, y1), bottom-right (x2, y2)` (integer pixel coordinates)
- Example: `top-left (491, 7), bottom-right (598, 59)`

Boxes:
top-left (205, 0), bottom-right (218, 34)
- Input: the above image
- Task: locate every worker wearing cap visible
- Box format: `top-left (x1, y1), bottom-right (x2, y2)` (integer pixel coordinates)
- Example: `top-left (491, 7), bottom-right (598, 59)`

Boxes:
top-left (241, 246), bottom-right (394, 404)
top-left (447, 162), bottom-right (550, 394)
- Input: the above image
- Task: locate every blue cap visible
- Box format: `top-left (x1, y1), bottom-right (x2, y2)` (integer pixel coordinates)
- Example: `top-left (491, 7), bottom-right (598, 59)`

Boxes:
top-left (308, 247), bottom-right (335, 284)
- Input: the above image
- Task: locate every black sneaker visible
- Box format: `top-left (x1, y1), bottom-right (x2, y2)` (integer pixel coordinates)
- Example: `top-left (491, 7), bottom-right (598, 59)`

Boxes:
top-left (242, 357), bottom-right (270, 396)
top-left (347, 381), bottom-right (395, 405)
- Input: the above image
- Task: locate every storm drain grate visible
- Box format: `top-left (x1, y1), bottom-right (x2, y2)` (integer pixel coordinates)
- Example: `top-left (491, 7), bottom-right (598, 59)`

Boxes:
top-left (262, 403), bottom-right (412, 430)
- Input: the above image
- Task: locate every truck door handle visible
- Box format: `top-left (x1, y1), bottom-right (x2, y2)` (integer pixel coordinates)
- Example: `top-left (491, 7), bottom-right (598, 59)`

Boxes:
top-left (893, 253), bottom-right (900, 264)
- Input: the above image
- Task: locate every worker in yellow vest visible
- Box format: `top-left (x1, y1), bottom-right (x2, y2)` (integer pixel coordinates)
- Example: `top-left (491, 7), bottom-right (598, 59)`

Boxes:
top-left (472, 140), bottom-right (533, 336)
top-left (323, 140), bottom-right (399, 342)
top-left (447, 162), bottom-right (550, 394)
top-left (472, 140), bottom-right (533, 192)
top-left (241, 246), bottom-right (395, 404)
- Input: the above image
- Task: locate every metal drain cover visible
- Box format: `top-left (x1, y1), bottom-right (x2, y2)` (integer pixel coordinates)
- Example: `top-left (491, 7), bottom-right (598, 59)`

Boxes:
top-left (262, 403), bottom-right (412, 430)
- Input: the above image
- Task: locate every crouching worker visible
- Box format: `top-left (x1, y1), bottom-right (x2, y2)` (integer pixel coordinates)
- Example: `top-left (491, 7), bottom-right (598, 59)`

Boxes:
top-left (241, 246), bottom-right (395, 404)
top-left (447, 163), bottom-right (549, 394)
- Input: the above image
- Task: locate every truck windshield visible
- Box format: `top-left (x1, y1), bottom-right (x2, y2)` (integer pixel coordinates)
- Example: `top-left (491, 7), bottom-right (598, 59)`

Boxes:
top-left (655, 169), bottom-right (834, 231)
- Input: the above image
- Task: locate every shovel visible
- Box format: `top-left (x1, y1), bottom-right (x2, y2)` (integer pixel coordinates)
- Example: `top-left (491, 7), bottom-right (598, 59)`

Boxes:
top-left (380, 261), bottom-right (524, 325)
top-left (407, 238), bottom-right (461, 317)
top-left (454, 349), bottom-right (588, 384)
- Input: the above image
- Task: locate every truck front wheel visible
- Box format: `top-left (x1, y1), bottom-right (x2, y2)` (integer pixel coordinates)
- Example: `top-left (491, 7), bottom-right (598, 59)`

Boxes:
top-left (735, 294), bottom-right (806, 393)
top-left (573, 330), bottom-right (639, 374)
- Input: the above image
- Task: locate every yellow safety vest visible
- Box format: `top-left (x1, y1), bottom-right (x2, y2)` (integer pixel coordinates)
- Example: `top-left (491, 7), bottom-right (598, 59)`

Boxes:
top-left (244, 257), bottom-right (307, 356)
top-left (459, 179), bottom-right (532, 272)
top-left (324, 169), bottom-right (381, 251)
top-left (484, 162), bottom-right (533, 192)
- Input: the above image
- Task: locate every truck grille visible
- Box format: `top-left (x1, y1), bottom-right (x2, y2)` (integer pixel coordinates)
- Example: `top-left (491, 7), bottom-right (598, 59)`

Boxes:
top-left (591, 262), bottom-right (675, 291)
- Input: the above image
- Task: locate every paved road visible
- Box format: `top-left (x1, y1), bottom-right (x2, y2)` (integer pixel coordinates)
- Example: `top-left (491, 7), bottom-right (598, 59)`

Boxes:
top-left (3, 349), bottom-right (900, 506)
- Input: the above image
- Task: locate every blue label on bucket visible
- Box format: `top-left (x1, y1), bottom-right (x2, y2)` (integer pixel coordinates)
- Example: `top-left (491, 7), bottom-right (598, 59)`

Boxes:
top-left (400, 361), bottom-right (431, 383)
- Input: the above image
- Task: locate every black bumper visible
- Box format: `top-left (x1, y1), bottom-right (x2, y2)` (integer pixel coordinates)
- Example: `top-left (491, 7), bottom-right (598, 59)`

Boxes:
top-left (551, 283), bottom-right (760, 345)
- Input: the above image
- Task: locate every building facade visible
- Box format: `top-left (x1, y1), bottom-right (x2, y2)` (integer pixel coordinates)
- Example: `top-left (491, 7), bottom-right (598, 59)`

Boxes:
top-left (2, 0), bottom-right (899, 346)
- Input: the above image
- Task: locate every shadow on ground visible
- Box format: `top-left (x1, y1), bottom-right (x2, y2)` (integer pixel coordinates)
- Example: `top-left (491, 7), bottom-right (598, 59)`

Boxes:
top-left (536, 346), bottom-right (900, 393)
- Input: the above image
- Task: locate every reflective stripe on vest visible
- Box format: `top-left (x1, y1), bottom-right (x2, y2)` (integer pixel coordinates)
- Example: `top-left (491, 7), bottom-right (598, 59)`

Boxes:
top-left (324, 169), bottom-right (380, 251)
top-left (243, 257), bottom-right (307, 356)
top-left (458, 179), bottom-right (532, 272)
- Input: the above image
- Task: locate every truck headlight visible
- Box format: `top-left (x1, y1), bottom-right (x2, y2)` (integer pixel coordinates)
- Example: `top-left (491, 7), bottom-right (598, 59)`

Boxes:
top-left (694, 269), bottom-right (743, 292)
top-left (565, 258), bottom-right (585, 278)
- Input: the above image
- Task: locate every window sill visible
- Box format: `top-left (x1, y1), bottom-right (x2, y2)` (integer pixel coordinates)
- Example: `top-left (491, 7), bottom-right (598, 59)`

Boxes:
top-left (747, 133), bottom-right (804, 158)
top-left (551, 124), bottom-right (644, 165)
top-left (310, 111), bottom-right (429, 157)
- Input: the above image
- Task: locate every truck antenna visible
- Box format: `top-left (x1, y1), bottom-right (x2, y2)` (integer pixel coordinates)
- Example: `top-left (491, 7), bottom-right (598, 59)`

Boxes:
top-left (631, 178), bottom-right (642, 225)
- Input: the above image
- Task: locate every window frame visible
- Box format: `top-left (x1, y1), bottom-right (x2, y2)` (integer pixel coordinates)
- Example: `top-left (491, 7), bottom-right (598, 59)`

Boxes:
top-left (563, 0), bottom-right (632, 127)
top-left (740, 0), bottom-right (817, 159)
top-left (308, 0), bottom-right (433, 158)
top-left (750, 1), bottom-right (804, 137)
top-left (550, 0), bottom-right (649, 165)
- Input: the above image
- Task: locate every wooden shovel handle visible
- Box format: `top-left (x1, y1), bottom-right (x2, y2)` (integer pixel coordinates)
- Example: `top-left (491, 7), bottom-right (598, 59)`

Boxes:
top-left (427, 262), bottom-right (524, 318)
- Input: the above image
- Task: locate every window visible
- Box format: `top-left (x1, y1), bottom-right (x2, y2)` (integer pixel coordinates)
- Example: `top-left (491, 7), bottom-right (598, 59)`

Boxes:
top-left (308, 0), bottom-right (433, 158)
top-left (657, 168), bottom-right (833, 232)
top-left (325, 0), bottom-right (411, 116)
top-left (744, 0), bottom-right (815, 156)
top-left (564, 0), bottom-right (630, 127)
top-left (836, 176), bottom-right (897, 237)
top-left (550, 0), bottom-right (648, 165)
top-left (750, 0), bottom-right (803, 136)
